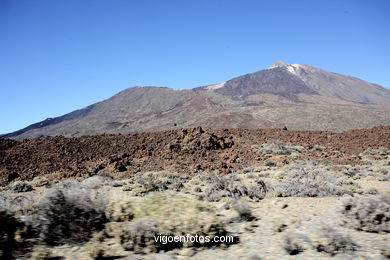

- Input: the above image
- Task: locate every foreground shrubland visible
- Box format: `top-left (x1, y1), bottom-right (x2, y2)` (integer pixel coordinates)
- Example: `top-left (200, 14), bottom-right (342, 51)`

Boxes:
top-left (0, 158), bottom-right (389, 259)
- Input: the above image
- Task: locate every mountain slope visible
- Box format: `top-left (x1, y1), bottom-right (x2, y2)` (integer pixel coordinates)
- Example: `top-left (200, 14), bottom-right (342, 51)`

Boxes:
top-left (216, 61), bottom-right (390, 105)
top-left (277, 62), bottom-right (390, 105)
top-left (215, 67), bottom-right (318, 100)
top-left (2, 62), bottom-right (390, 139)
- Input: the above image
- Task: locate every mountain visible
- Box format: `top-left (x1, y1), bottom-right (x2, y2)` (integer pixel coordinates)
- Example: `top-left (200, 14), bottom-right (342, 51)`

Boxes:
top-left (2, 62), bottom-right (390, 139)
top-left (216, 62), bottom-right (390, 105)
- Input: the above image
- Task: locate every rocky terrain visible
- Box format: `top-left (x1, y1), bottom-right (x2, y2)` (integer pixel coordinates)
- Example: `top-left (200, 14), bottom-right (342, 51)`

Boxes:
top-left (1, 126), bottom-right (390, 186)
top-left (1, 126), bottom-right (389, 259)
top-left (2, 62), bottom-right (390, 140)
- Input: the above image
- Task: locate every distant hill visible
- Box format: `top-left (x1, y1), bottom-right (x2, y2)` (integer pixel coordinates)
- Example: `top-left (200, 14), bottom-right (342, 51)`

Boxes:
top-left (2, 61), bottom-right (390, 139)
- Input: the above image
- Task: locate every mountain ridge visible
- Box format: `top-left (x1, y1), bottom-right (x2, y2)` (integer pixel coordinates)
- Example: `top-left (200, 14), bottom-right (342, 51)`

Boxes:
top-left (2, 62), bottom-right (390, 139)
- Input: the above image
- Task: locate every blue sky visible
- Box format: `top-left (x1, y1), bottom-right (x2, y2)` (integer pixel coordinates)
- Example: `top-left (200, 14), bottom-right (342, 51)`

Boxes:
top-left (1, 0), bottom-right (389, 134)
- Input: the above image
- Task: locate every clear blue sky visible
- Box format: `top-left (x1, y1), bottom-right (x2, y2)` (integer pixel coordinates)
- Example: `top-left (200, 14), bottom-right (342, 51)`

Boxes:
top-left (1, 0), bottom-right (389, 134)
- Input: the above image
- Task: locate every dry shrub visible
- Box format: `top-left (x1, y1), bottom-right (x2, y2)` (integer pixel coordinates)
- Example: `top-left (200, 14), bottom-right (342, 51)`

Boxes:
top-left (310, 224), bottom-right (357, 255)
top-left (9, 181), bottom-right (33, 193)
top-left (119, 218), bottom-right (160, 253)
top-left (111, 192), bottom-right (234, 253)
top-left (283, 232), bottom-right (308, 255)
top-left (231, 200), bottom-right (255, 222)
top-left (338, 195), bottom-right (390, 233)
top-left (202, 174), bottom-right (267, 202)
top-left (37, 187), bottom-right (107, 245)
top-left (135, 171), bottom-right (185, 193)
top-left (272, 164), bottom-right (357, 197)
top-left (0, 210), bottom-right (19, 259)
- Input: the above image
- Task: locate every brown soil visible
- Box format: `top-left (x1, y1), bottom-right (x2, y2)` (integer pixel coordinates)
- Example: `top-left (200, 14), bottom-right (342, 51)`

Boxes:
top-left (1, 126), bottom-right (389, 186)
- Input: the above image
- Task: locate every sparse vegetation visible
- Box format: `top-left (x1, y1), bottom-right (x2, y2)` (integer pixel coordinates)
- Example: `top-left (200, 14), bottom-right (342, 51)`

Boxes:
top-left (84, 232), bottom-right (107, 259)
top-left (273, 218), bottom-right (287, 232)
top-left (0, 193), bottom-right (36, 212)
top-left (104, 192), bottom-right (233, 253)
top-left (134, 171), bottom-right (186, 194)
top-left (282, 232), bottom-right (307, 255)
top-left (105, 198), bottom-right (134, 222)
top-left (80, 175), bottom-right (111, 189)
top-left (10, 181), bottom-right (34, 193)
top-left (37, 187), bottom-right (108, 245)
top-left (231, 200), bottom-right (255, 221)
top-left (380, 244), bottom-right (390, 259)
top-left (255, 141), bottom-right (305, 155)
top-left (310, 224), bottom-right (357, 255)
top-left (119, 218), bottom-right (160, 253)
top-left (188, 175), bottom-right (205, 186)
top-left (31, 245), bottom-right (53, 260)
top-left (194, 186), bottom-right (202, 193)
top-left (131, 192), bottom-right (230, 247)
top-left (338, 195), bottom-right (390, 233)
top-left (272, 164), bottom-right (358, 197)
top-left (55, 179), bottom-right (82, 189)
top-left (202, 174), bottom-right (268, 202)
top-left (31, 176), bottom-right (50, 187)
top-left (361, 147), bottom-right (390, 156)
top-left (0, 210), bottom-right (18, 259)
top-left (111, 180), bottom-right (125, 187)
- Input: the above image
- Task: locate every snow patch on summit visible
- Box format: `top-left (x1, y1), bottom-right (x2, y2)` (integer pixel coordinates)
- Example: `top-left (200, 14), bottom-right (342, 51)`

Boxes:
top-left (269, 62), bottom-right (305, 75)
